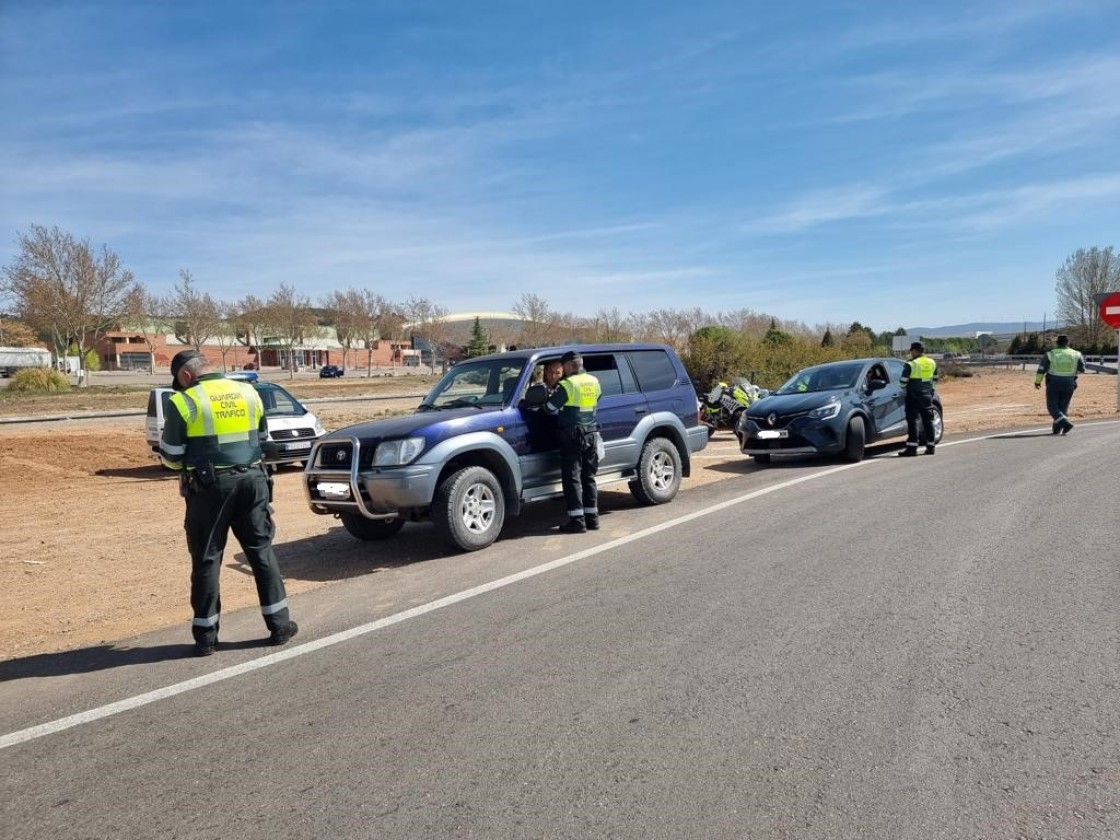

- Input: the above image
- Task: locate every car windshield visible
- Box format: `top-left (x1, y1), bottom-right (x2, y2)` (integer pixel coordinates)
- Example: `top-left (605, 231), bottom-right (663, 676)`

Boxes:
top-left (775, 362), bottom-right (864, 395)
top-left (419, 358), bottom-right (526, 409)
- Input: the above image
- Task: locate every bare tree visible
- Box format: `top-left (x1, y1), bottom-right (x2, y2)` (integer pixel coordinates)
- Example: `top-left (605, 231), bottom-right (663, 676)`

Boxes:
top-left (631, 308), bottom-right (693, 352)
top-left (402, 295), bottom-right (449, 371)
top-left (346, 289), bottom-right (394, 376)
top-left (124, 289), bottom-right (174, 372)
top-left (233, 295), bottom-right (270, 368)
top-left (211, 301), bottom-right (241, 372)
top-left (322, 288), bottom-right (365, 370)
top-left (3, 224), bottom-right (141, 384)
top-left (588, 307), bottom-right (632, 343)
top-left (1055, 246), bottom-right (1119, 350)
top-left (265, 283), bottom-right (318, 380)
top-left (170, 269), bottom-right (221, 352)
top-left (512, 292), bottom-right (559, 347)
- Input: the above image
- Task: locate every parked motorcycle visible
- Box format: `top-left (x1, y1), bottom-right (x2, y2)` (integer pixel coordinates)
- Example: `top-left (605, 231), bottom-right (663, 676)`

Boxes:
top-left (700, 378), bottom-right (761, 437)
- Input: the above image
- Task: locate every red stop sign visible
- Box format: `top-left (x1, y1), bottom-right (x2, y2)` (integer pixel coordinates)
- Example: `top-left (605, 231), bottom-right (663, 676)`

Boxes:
top-left (1100, 292), bottom-right (1120, 329)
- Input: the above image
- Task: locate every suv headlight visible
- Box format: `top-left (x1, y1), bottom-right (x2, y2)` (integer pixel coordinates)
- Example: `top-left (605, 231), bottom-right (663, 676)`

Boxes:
top-left (373, 436), bottom-right (425, 466)
top-left (808, 398), bottom-right (842, 420)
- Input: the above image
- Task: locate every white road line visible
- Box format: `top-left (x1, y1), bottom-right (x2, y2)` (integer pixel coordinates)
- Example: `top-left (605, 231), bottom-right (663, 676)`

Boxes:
top-left (4, 419), bottom-right (1117, 751)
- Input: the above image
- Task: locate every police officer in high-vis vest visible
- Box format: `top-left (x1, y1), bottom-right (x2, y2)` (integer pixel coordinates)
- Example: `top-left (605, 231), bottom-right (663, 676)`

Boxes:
top-left (545, 350), bottom-right (602, 533)
top-left (898, 341), bottom-right (938, 457)
top-left (1035, 334), bottom-right (1085, 435)
top-left (160, 350), bottom-right (297, 656)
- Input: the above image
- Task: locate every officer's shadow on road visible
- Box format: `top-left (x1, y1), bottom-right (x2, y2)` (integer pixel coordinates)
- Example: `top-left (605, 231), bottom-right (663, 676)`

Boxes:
top-left (0, 640), bottom-right (242, 680)
top-left (987, 431), bottom-right (1058, 439)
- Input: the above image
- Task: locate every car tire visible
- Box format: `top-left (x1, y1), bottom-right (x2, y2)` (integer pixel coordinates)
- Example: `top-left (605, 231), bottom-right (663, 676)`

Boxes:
top-left (842, 416), bottom-right (866, 462)
top-left (433, 465), bottom-right (505, 551)
top-left (752, 453), bottom-right (771, 465)
top-left (339, 513), bottom-right (405, 540)
top-left (629, 437), bottom-right (682, 505)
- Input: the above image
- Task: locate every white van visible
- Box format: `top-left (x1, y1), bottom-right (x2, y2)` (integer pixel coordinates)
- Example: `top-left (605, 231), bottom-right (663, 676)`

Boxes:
top-left (146, 373), bottom-right (326, 466)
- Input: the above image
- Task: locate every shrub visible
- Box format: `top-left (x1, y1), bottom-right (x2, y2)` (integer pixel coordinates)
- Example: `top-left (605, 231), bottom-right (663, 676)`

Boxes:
top-left (6, 367), bottom-right (72, 393)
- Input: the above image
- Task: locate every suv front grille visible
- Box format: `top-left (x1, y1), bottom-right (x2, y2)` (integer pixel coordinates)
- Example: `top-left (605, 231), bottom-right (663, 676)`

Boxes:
top-left (317, 440), bottom-right (377, 469)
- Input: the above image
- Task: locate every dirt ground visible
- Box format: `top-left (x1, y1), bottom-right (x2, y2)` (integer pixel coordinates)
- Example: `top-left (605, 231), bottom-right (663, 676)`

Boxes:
top-left (1, 368), bottom-right (1116, 661)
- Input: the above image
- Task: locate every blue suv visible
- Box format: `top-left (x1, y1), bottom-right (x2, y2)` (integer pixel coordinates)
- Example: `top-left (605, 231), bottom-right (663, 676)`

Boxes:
top-left (303, 344), bottom-right (708, 551)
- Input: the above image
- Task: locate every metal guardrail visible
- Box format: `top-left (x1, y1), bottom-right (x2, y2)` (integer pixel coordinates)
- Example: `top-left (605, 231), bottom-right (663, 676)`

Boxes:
top-left (947, 355), bottom-right (1117, 374)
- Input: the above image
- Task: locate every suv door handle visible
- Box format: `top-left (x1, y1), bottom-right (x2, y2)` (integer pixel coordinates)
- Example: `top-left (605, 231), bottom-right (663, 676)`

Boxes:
top-left (633, 407), bottom-right (647, 415)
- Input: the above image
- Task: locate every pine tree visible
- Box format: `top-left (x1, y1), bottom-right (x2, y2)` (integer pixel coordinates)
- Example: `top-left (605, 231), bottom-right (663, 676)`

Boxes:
top-left (466, 317), bottom-right (489, 357)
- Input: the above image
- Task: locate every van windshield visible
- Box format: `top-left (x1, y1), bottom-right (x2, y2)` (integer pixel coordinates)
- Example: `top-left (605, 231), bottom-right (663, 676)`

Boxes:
top-left (254, 382), bottom-right (308, 417)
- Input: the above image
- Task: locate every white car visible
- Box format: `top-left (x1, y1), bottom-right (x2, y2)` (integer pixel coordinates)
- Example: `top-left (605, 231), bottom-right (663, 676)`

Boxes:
top-left (146, 373), bottom-right (326, 466)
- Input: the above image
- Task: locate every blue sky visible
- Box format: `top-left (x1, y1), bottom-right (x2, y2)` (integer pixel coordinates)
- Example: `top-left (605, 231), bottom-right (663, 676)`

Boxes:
top-left (2, 0), bottom-right (1118, 333)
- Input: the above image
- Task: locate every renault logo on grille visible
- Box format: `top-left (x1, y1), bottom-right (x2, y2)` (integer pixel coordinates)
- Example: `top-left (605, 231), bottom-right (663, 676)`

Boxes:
top-left (767, 413), bottom-right (778, 427)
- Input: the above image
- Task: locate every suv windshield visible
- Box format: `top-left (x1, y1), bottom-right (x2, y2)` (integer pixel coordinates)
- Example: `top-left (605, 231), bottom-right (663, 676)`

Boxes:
top-left (420, 358), bottom-right (526, 409)
top-left (775, 362), bottom-right (864, 395)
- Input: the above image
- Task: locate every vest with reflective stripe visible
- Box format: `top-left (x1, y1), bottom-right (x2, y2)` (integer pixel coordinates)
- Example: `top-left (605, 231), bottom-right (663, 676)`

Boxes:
top-left (1044, 347), bottom-right (1080, 377)
top-left (902, 355), bottom-right (936, 393)
top-left (557, 372), bottom-right (601, 430)
top-left (170, 378), bottom-right (263, 469)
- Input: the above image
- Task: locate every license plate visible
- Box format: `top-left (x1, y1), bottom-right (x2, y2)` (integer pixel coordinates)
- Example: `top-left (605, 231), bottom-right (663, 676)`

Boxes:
top-left (317, 482), bottom-right (352, 500)
top-left (281, 441), bottom-right (312, 451)
top-left (755, 430), bottom-right (788, 440)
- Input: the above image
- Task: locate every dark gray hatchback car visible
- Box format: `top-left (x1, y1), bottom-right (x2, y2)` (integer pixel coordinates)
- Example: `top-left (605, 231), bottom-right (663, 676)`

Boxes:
top-left (736, 357), bottom-right (944, 464)
top-left (304, 344), bottom-right (708, 551)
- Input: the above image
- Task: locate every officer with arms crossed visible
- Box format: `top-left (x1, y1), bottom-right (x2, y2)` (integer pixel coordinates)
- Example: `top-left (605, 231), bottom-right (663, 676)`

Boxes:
top-left (1035, 334), bottom-right (1085, 434)
top-left (898, 341), bottom-right (938, 457)
top-left (160, 350), bottom-right (298, 657)
top-left (545, 350), bottom-right (603, 533)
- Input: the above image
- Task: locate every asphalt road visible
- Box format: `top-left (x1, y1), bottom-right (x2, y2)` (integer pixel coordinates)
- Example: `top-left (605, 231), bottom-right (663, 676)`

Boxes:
top-left (2, 422), bottom-right (1118, 839)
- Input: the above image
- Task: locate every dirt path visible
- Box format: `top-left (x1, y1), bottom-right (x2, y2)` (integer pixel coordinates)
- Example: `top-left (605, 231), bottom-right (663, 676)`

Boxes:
top-left (2, 368), bottom-right (1116, 661)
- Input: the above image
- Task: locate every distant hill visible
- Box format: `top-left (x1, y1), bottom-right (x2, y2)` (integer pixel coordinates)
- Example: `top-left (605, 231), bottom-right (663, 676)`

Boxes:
top-left (908, 321), bottom-right (1057, 337)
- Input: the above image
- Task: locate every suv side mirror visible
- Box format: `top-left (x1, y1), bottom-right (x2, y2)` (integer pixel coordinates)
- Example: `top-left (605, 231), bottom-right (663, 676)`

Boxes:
top-left (867, 378), bottom-right (887, 392)
top-left (522, 383), bottom-right (548, 407)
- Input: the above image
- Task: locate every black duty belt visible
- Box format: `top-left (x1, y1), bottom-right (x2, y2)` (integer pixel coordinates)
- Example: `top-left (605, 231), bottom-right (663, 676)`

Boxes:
top-left (213, 463), bottom-right (261, 475)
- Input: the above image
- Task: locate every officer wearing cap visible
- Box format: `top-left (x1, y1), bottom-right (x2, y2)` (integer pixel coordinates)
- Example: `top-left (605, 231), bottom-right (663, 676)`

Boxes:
top-left (898, 341), bottom-right (938, 457)
top-left (160, 350), bottom-right (297, 656)
top-left (1035, 334), bottom-right (1085, 434)
top-left (544, 350), bottom-right (603, 533)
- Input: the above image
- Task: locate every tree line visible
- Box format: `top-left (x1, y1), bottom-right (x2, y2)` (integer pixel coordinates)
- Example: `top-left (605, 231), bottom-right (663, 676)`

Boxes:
top-left (2, 224), bottom-right (1116, 388)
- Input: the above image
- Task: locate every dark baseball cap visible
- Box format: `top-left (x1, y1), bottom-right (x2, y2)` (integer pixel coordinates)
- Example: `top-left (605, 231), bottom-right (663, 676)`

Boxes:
top-left (560, 350), bottom-right (581, 365)
top-left (170, 350), bottom-right (203, 389)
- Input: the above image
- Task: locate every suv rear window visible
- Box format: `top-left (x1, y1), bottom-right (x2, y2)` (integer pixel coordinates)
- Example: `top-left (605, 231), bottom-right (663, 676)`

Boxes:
top-left (626, 349), bottom-right (677, 392)
top-left (583, 353), bottom-right (625, 397)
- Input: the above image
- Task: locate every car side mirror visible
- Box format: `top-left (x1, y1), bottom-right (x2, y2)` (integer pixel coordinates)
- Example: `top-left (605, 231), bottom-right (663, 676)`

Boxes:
top-left (522, 383), bottom-right (548, 407)
top-left (867, 379), bottom-right (887, 392)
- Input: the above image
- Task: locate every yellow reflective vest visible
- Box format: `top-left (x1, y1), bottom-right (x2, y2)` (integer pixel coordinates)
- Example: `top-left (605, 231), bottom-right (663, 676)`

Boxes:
top-left (160, 375), bottom-right (265, 471)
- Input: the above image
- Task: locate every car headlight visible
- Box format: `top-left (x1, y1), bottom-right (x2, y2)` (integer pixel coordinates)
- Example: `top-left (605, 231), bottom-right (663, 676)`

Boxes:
top-left (808, 398), bottom-right (842, 420)
top-left (313, 420), bottom-right (327, 436)
top-left (373, 436), bottom-right (425, 466)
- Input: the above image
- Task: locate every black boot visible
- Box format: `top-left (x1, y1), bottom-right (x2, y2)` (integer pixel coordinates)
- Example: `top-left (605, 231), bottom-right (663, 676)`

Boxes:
top-left (559, 518), bottom-right (587, 534)
top-left (925, 445), bottom-right (936, 455)
top-left (585, 516), bottom-right (600, 531)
